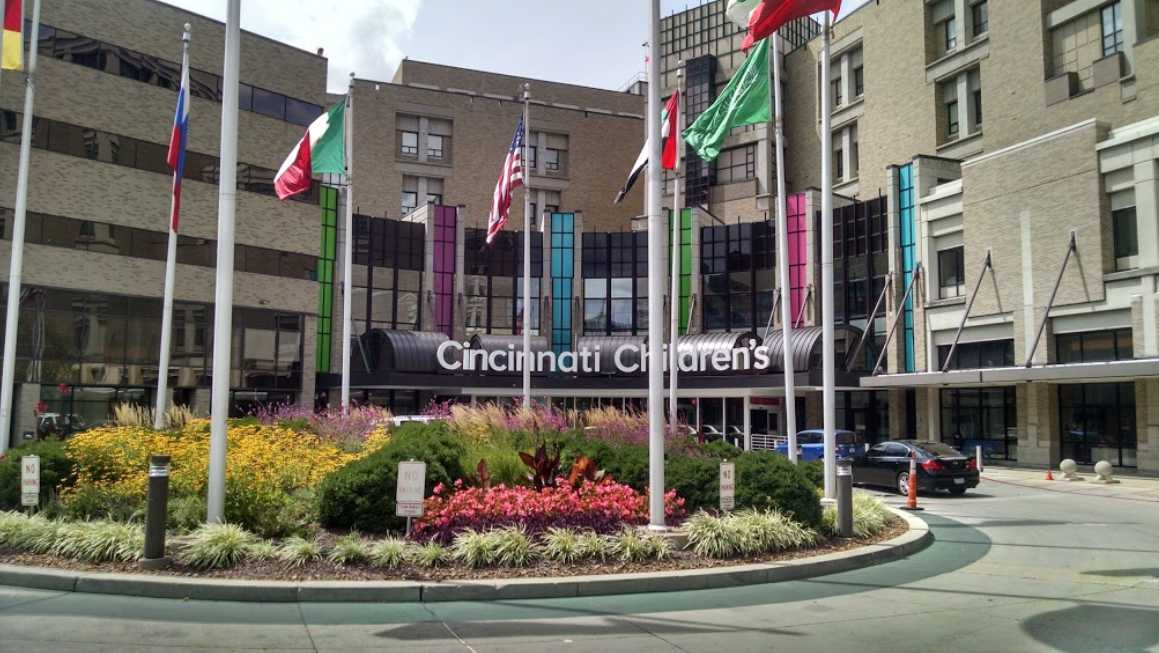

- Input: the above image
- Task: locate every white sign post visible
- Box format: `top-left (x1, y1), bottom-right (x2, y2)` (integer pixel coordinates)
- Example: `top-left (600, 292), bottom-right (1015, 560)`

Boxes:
top-left (395, 460), bottom-right (426, 535)
top-left (21, 455), bottom-right (40, 509)
top-left (720, 460), bottom-right (735, 512)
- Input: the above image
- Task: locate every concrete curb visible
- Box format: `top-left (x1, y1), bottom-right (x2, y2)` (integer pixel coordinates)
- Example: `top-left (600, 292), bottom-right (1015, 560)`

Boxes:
top-left (0, 508), bottom-right (931, 603)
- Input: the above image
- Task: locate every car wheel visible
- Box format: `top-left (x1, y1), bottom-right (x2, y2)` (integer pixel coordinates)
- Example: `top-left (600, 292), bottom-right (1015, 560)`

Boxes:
top-left (948, 486), bottom-right (967, 496)
top-left (896, 472), bottom-right (911, 495)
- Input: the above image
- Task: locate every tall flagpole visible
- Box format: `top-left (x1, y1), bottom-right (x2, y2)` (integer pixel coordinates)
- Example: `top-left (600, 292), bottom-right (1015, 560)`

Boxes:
top-left (206, 0), bottom-right (241, 524)
top-left (154, 24), bottom-right (191, 431)
top-left (521, 83), bottom-right (532, 410)
top-left (0, 0), bottom-right (42, 455)
top-left (668, 67), bottom-right (683, 432)
top-left (771, 32), bottom-right (797, 463)
top-left (646, 0), bottom-right (666, 528)
top-left (820, 13), bottom-right (837, 499)
top-left (340, 73), bottom-right (355, 414)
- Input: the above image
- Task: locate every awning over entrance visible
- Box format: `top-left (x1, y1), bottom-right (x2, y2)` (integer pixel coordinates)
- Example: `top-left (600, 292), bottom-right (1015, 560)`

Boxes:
top-left (860, 357), bottom-right (1159, 388)
top-left (358, 329), bottom-right (449, 374)
top-left (762, 325), bottom-right (865, 372)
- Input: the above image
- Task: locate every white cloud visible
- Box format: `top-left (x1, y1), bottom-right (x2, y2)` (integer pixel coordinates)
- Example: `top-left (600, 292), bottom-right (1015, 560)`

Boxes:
top-left (166, 0), bottom-right (422, 92)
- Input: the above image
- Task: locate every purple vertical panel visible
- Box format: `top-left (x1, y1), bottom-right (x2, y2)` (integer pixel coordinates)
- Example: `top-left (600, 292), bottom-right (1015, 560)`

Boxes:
top-left (432, 205), bottom-right (456, 337)
top-left (787, 193), bottom-right (807, 324)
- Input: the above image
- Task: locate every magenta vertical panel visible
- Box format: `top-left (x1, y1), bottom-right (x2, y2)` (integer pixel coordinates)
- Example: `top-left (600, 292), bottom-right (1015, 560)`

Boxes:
top-left (786, 193), bottom-right (807, 324)
top-left (432, 205), bottom-right (456, 337)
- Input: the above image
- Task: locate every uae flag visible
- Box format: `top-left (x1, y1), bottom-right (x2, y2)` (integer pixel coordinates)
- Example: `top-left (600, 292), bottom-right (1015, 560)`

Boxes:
top-left (274, 100), bottom-right (346, 200)
top-left (2, 0), bottom-right (22, 71)
top-left (614, 90), bottom-right (680, 204)
top-left (732, 0), bottom-right (843, 51)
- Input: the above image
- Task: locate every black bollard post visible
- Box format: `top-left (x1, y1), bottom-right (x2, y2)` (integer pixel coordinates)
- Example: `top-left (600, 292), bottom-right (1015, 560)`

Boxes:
top-left (836, 459), bottom-right (853, 538)
top-left (140, 454), bottom-right (171, 569)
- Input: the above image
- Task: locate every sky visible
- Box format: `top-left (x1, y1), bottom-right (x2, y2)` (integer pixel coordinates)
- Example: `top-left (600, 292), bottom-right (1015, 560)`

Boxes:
top-left (164, 0), bottom-right (871, 93)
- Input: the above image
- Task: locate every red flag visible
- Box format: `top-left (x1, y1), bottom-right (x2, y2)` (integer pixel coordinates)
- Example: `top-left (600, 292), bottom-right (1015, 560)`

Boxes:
top-left (742, 0), bottom-right (842, 51)
top-left (662, 90), bottom-right (680, 170)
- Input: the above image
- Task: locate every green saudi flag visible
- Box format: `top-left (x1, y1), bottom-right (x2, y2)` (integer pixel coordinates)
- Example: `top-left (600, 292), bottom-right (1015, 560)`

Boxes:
top-left (683, 38), bottom-right (770, 162)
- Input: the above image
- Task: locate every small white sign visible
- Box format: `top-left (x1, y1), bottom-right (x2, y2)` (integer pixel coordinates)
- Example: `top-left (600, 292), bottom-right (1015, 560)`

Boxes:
top-left (395, 460), bottom-right (427, 517)
top-left (720, 461), bottom-right (735, 512)
top-left (21, 455), bottom-right (40, 508)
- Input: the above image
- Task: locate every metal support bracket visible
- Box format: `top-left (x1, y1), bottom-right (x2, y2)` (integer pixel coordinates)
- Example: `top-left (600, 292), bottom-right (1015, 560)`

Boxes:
top-left (940, 250), bottom-right (993, 372)
top-left (763, 288), bottom-right (781, 342)
top-left (793, 284), bottom-right (813, 328)
top-left (1024, 232), bottom-right (1077, 368)
top-left (846, 278), bottom-right (891, 373)
top-left (873, 264), bottom-right (922, 376)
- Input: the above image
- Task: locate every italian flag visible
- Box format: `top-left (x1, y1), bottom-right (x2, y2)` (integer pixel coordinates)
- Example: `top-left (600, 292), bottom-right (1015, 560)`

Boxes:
top-left (2, 0), bottom-right (22, 71)
top-left (274, 100), bottom-right (346, 200)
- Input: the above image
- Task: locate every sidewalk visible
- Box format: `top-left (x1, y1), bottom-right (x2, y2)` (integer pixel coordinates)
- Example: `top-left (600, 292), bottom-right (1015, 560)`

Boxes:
top-left (982, 466), bottom-right (1159, 502)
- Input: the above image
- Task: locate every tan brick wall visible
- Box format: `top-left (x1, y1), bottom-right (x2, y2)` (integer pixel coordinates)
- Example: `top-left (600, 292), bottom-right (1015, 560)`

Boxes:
top-left (351, 81), bottom-right (645, 232)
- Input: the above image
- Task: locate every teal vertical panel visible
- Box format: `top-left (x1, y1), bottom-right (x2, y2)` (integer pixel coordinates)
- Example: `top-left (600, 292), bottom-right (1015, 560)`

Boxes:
top-left (550, 213), bottom-right (574, 354)
top-left (898, 164), bottom-right (916, 373)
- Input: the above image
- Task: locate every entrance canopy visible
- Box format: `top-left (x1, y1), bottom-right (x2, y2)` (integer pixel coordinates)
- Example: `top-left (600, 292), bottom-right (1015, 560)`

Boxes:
top-left (860, 357), bottom-right (1159, 388)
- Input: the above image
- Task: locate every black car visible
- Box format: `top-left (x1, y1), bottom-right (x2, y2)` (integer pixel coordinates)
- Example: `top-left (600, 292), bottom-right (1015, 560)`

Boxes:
top-left (851, 440), bottom-right (979, 495)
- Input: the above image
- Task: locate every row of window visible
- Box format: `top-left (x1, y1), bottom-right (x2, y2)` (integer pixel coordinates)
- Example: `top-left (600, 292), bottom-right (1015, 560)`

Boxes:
top-left (31, 21), bottom-right (322, 127)
top-left (0, 111), bottom-right (317, 204)
top-left (0, 208), bottom-right (318, 281)
top-left (582, 231), bottom-right (650, 335)
top-left (1049, 0), bottom-right (1124, 91)
top-left (931, 0), bottom-right (988, 58)
top-left (464, 228), bottom-right (544, 336)
top-left (932, 329), bottom-right (1134, 371)
top-left (0, 285), bottom-right (303, 389)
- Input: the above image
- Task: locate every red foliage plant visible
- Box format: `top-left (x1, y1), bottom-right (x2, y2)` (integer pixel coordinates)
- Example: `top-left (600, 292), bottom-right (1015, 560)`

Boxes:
top-left (412, 479), bottom-right (686, 543)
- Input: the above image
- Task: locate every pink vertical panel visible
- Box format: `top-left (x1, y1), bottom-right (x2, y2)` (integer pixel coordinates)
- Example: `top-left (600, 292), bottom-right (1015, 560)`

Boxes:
top-left (786, 193), bottom-right (807, 324)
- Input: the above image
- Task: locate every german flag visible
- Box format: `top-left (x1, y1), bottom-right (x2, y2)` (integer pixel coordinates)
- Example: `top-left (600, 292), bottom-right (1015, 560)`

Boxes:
top-left (2, 0), bottom-right (21, 71)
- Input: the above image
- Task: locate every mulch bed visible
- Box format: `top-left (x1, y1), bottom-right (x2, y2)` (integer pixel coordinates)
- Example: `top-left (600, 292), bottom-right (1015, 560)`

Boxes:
top-left (0, 517), bottom-right (906, 582)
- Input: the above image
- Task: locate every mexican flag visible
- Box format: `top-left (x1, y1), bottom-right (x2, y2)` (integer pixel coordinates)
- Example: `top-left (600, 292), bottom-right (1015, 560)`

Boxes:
top-left (274, 100), bottom-right (346, 200)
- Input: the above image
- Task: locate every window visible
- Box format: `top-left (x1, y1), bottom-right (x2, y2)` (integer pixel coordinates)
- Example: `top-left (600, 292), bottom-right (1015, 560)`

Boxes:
top-left (938, 339), bottom-right (1014, 370)
top-left (426, 134), bottom-right (444, 160)
top-left (973, 88), bottom-right (983, 128)
top-left (1055, 328), bottom-right (1133, 364)
top-left (401, 192), bottom-right (417, 216)
top-left (941, 387), bottom-right (1016, 461)
top-left (399, 131), bottom-right (418, 156)
top-left (716, 144), bottom-right (755, 184)
top-left (831, 76), bottom-right (842, 108)
top-left (1112, 202), bottom-right (1138, 267)
top-left (1059, 382), bottom-right (1136, 467)
top-left (544, 148), bottom-right (561, 172)
top-left (1101, 1), bottom-right (1124, 57)
top-left (946, 100), bottom-right (959, 138)
top-left (944, 16), bottom-right (957, 51)
top-left (834, 144), bottom-right (844, 180)
top-left (971, 1), bottom-right (988, 37)
top-left (937, 247), bottom-right (964, 298)
top-left (853, 65), bottom-right (864, 97)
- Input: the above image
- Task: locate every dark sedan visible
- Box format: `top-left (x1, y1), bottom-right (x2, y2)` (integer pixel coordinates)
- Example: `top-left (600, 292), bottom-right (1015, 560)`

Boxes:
top-left (851, 440), bottom-right (979, 495)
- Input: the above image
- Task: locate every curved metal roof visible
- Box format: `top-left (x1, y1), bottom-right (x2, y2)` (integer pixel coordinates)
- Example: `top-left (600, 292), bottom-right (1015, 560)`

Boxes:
top-left (363, 329), bottom-right (450, 374)
top-left (576, 336), bottom-right (647, 375)
top-left (675, 331), bottom-right (761, 375)
top-left (761, 324), bottom-right (864, 373)
top-left (467, 335), bottom-right (551, 375)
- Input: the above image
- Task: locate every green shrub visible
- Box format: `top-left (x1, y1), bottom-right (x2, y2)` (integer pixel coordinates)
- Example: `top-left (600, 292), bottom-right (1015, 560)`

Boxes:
top-left (167, 495), bottom-right (206, 533)
top-left (318, 422), bottom-right (466, 532)
top-left (60, 483), bottom-right (142, 523)
top-left (800, 460), bottom-right (825, 491)
top-left (562, 439), bottom-right (649, 489)
top-left (462, 442), bottom-right (526, 487)
top-left (609, 528), bottom-right (668, 563)
top-left (277, 536), bottom-right (322, 567)
top-left (684, 511), bottom-right (740, 558)
top-left (412, 541), bottom-right (447, 568)
top-left (541, 527), bottom-right (581, 563)
top-left (49, 520), bottom-right (143, 563)
top-left (369, 538), bottom-right (409, 569)
top-left (491, 526), bottom-right (534, 567)
top-left (451, 529), bottom-right (494, 568)
top-left (327, 532), bottom-right (369, 565)
top-left (821, 492), bottom-right (892, 539)
top-left (245, 540), bottom-right (278, 561)
top-left (733, 451), bottom-right (822, 527)
top-left (575, 530), bottom-right (610, 561)
top-left (700, 439), bottom-right (742, 460)
top-left (3, 513), bottom-right (62, 554)
top-left (685, 509), bottom-right (817, 559)
top-left (0, 440), bottom-right (75, 511)
top-left (180, 523), bottom-right (257, 569)
top-left (664, 455), bottom-right (720, 513)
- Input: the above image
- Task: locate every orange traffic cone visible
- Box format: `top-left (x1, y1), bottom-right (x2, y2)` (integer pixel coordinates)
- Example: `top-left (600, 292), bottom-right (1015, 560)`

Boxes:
top-left (902, 452), bottom-right (923, 511)
top-left (1045, 467), bottom-right (1054, 481)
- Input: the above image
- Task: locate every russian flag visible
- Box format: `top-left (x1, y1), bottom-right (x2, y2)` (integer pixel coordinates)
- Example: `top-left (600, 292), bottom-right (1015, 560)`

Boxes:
top-left (166, 47), bottom-right (190, 232)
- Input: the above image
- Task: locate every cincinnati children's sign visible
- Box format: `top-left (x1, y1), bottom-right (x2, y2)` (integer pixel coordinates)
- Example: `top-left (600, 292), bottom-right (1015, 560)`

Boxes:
top-left (436, 339), bottom-right (776, 374)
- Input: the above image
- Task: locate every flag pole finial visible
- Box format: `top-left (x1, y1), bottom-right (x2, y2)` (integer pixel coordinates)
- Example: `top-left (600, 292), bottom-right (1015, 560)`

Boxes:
top-left (182, 23), bottom-right (191, 41)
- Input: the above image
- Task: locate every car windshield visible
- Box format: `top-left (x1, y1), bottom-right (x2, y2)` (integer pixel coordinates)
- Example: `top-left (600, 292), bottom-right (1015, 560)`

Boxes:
top-left (797, 432), bottom-right (823, 444)
top-left (914, 442), bottom-right (963, 457)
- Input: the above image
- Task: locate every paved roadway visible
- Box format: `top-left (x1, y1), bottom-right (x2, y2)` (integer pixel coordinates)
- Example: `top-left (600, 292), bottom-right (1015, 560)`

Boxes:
top-left (1, 477), bottom-right (1157, 652)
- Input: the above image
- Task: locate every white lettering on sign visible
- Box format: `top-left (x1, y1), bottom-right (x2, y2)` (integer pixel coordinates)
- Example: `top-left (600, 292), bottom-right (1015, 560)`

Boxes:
top-left (21, 455), bottom-right (40, 508)
top-left (720, 461), bottom-right (735, 512)
top-left (395, 460), bottom-right (427, 518)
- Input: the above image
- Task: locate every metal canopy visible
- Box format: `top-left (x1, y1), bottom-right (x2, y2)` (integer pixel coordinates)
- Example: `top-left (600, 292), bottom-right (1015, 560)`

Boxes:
top-left (576, 336), bottom-right (646, 375)
top-left (361, 329), bottom-right (449, 374)
top-left (468, 334), bottom-right (551, 376)
top-left (763, 324), bottom-right (864, 373)
top-left (860, 357), bottom-right (1159, 388)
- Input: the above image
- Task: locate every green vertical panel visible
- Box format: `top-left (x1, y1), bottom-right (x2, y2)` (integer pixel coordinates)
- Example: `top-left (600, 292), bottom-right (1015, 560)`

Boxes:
top-left (668, 208), bottom-right (693, 335)
top-left (316, 186), bottom-right (338, 373)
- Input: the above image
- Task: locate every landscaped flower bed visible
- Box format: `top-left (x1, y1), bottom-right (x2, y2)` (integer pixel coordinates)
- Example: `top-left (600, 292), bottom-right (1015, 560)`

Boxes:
top-left (0, 401), bottom-right (902, 580)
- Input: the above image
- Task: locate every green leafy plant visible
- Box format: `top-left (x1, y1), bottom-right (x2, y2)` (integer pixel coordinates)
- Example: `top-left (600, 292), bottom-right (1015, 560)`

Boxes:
top-left (451, 529), bottom-right (495, 569)
top-left (491, 526), bottom-right (534, 567)
top-left (541, 527), bottom-right (582, 563)
top-left (683, 511), bottom-right (740, 558)
top-left (48, 520), bottom-right (144, 563)
top-left (180, 523), bottom-right (258, 570)
top-left (277, 536), bottom-right (323, 568)
top-left (369, 538), bottom-right (409, 569)
top-left (327, 532), bottom-right (370, 565)
top-left (0, 440), bottom-right (75, 511)
top-left (575, 530), bottom-right (610, 562)
top-left (245, 540), bottom-right (278, 561)
top-left (733, 452), bottom-right (823, 527)
top-left (411, 541), bottom-right (447, 568)
top-left (167, 495), bottom-right (206, 534)
top-left (609, 528), bottom-right (668, 563)
top-left (821, 492), bottom-right (892, 539)
top-left (684, 509), bottom-right (818, 559)
top-left (0, 512), bottom-right (60, 554)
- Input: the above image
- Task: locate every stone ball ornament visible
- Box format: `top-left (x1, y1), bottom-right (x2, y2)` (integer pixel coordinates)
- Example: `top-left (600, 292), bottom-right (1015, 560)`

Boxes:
top-left (1059, 458), bottom-right (1083, 482)
top-left (1093, 460), bottom-right (1119, 484)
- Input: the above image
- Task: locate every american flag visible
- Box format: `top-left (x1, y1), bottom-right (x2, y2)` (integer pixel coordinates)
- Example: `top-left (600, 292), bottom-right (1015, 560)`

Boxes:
top-left (486, 115), bottom-right (525, 244)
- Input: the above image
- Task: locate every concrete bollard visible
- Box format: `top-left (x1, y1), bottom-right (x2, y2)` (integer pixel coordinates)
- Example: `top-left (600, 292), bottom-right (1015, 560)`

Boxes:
top-left (1059, 458), bottom-right (1084, 482)
top-left (1093, 460), bottom-right (1120, 484)
top-left (975, 445), bottom-right (984, 473)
